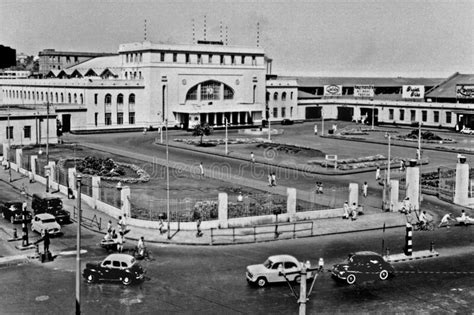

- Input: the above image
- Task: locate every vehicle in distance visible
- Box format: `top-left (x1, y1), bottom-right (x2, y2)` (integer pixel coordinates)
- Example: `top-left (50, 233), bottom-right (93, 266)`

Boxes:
top-left (460, 127), bottom-right (473, 135)
top-left (246, 254), bottom-right (311, 287)
top-left (1, 201), bottom-right (32, 223)
top-left (332, 251), bottom-right (394, 285)
top-left (31, 193), bottom-right (70, 224)
top-left (83, 253), bottom-right (145, 285)
top-left (31, 213), bottom-right (62, 236)
top-left (281, 119), bottom-right (294, 125)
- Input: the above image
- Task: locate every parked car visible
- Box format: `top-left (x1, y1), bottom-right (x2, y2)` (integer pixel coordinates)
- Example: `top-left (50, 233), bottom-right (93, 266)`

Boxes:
top-left (460, 127), bottom-right (473, 135)
top-left (31, 193), bottom-right (70, 224)
top-left (332, 251), bottom-right (394, 285)
top-left (31, 213), bottom-right (62, 236)
top-left (1, 201), bottom-right (32, 224)
top-left (281, 119), bottom-right (294, 125)
top-left (83, 254), bottom-right (145, 285)
top-left (246, 254), bottom-right (312, 287)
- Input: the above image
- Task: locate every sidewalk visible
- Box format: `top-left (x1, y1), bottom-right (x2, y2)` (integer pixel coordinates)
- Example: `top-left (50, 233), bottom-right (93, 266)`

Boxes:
top-left (0, 166), bottom-right (406, 247)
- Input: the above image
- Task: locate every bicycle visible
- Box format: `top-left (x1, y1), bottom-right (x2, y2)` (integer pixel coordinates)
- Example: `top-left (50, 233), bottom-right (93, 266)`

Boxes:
top-left (413, 220), bottom-right (435, 231)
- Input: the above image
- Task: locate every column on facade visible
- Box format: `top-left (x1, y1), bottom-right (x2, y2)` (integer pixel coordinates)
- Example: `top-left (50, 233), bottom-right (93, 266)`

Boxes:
top-left (123, 98), bottom-right (130, 125)
top-left (237, 112), bottom-right (241, 124)
top-left (220, 83), bottom-right (224, 101)
top-left (218, 192), bottom-right (228, 228)
top-left (454, 155), bottom-right (469, 206)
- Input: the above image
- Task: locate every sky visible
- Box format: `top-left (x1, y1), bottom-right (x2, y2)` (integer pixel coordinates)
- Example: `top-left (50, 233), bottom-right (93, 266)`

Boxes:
top-left (1, 0), bottom-right (473, 78)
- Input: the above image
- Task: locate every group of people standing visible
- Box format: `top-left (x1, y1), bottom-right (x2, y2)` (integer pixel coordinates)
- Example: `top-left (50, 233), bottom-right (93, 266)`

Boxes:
top-left (268, 173), bottom-right (277, 187)
top-left (343, 201), bottom-right (360, 221)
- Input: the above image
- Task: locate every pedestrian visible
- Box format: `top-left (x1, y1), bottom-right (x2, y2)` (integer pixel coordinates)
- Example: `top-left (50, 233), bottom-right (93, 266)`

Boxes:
top-left (117, 216), bottom-right (123, 234)
top-left (41, 229), bottom-right (50, 253)
top-left (67, 187), bottom-right (74, 199)
top-left (271, 172), bottom-right (276, 186)
top-left (438, 213), bottom-right (453, 228)
top-left (363, 182), bottom-right (368, 198)
top-left (350, 203), bottom-right (358, 221)
top-left (400, 160), bottom-right (405, 172)
top-left (196, 218), bottom-right (203, 237)
top-left (121, 214), bottom-right (129, 234)
top-left (375, 166), bottom-right (381, 181)
top-left (107, 220), bottom-right (112, 233)
top-left (314, 124), bottom-right (318, 135)
top-left (158, 218), bottom-right (164, 235)
top-left (250, 152), bottom-right (255, 163)
top-left (343, 201), bottom-right (350, 219)
top-left (268, 173), bottom-right (272, 187)
top-left (318, 182), bottom-right (323, 194)
top-left (29, 170), bottom-right (35, 183)
top-left (117, 232), bottom-right (124, 253)
top-left (199, 162), bottom-right (204, 178)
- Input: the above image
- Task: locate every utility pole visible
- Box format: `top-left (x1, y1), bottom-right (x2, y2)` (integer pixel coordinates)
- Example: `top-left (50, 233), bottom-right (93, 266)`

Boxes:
top-left (268, 118), bottom-right (271, 141)
top-left (7, 103), bottom-right (11, 182)
top-left (75, 175), bottom-right (82, 315)
top-left (46, 102), bottom-right (50, 193)
top-left (225, 117), bottom-right (228, 155)
top-left (371, 103), bottom-right (375, 130)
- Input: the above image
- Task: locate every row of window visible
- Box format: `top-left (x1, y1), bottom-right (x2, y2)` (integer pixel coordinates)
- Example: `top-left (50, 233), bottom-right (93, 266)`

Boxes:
top-left (47, 55), bottom-right (79, 63)
top-left (271, 106), bottom-right (294, 118)
top-left (98, 93), bottom-right (135, 106)
top-left (102, 112), bottom-right (135, 126)
top-left (4, 89), bottom-right (84, 104)
top-left (125, 53), bottom-right (143, 63)
top-left (267, 91), bottom-right (294, 102)
top-left (5, 126), bottom-right (31, 140)
top-left (388, 109), bottom-right (452, 124)
top-left (124, 71), bottom-right (142, 80)
top-left (160, 52), bottom-right (258, 66)
top-left (185, 81), bottom-right (234, 101)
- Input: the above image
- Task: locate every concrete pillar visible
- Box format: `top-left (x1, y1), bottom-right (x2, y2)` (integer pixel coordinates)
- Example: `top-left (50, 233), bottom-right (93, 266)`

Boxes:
top-left (287, 187), bottom-right (297, 221)
top-left (218, 192), bottom-right (228, 228)
top-left (390, 179), bottom-right (399, 212)
top-left (14, 148), bottom-right (22, 171)
top-left (68, 168), bottom-right (76, 192)
top-left (454, 156), bottom-right (469, 206)
top-left (92, 176), bottom-right (101, 203)
top-left (121, 186), bottom-right (131, 218)
top-left (30, 155), bottom-right (38, 173)
top-left (48, 161), bottom-right (56, 187)
top-left (406, 159), bottom-right (420, 211)
top-left (3, 142), bottom-right (10, 161)
top-left (349, 183), bottom-right (359, 207)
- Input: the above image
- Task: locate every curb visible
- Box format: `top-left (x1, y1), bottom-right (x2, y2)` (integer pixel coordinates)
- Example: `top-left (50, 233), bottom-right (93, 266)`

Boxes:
top-left (0, 255), bottom-right (30, 267)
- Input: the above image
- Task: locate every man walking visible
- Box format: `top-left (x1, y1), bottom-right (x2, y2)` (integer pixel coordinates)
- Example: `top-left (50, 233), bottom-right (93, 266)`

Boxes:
top-left (199, 162), bottom-right (204, 178)
top-left (250, 152), bottom-right (255, 163)
top-left (363, 182), bottom-right (368, 198)
top-left (271, 173), bottom-right (276, 186)
top-left (343, 201), bottom-right (350, 219)
top-left (375, 166), bottom-right (381, 181)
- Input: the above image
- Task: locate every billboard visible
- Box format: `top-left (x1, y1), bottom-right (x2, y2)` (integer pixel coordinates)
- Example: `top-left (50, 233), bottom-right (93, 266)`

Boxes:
top-left (402, 85), bottom-right (424, 99)
top-left (324, 85), bottom-right (342, 96)
top-left (456, 85), bottom-right (474, 99)
top-left (354, 85), bottom-right (374, 98)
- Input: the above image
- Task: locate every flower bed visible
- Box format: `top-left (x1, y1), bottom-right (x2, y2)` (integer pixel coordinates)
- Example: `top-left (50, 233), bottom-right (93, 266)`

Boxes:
top-left (174, 137), bottom-right (266, 146)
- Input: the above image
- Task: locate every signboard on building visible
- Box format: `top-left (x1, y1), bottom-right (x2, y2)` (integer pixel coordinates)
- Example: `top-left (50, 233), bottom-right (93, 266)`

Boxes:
top-left (402, 85), bottom-right (424, 99)
top-left (354, 85), bottom-right (374, 97)
top-left (324, 85), bottom-right (342, 96)
top-left (456, 85), bottom-right (474, 99)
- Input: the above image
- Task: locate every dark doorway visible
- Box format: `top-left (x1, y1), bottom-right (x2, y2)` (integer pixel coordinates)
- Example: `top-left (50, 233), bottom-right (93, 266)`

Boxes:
top-left (337, 107), bottom-right (354, 121)
top-left (305, 107), bottom-right (321, 119)
top-left (62, 114), bottom-right (71, 132)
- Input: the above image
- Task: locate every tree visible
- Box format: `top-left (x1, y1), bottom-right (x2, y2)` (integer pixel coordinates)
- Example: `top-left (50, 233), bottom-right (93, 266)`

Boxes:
top-left (192, 123), bottom-right (213, 145)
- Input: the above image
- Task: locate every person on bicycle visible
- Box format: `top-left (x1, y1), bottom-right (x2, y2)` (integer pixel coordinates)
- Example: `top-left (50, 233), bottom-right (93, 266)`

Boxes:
top-left (438, 213), bottom-right (453, 228)
top-left (419, 211), bottom-right (428, 229)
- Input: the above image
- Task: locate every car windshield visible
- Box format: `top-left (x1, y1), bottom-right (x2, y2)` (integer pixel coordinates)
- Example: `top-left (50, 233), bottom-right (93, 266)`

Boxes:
top-left (263, 259), bottom-right (273, 269)
top-left (42, 218), bottom-right (56, 223)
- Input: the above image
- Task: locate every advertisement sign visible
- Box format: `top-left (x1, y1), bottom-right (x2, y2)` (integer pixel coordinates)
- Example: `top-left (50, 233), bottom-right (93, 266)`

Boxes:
top-left (354, 85), bottom-right (374, 97)
top-left (402, 85), bottom-right (424, 99)
top-left (324, 85), bottom-right (342, 96)
top-left (456, 85), bottom-right (474, 99)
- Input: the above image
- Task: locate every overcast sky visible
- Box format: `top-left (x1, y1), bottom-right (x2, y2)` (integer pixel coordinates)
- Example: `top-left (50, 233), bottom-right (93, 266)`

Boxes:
top-left (1, 0), bottom-right (472, 77)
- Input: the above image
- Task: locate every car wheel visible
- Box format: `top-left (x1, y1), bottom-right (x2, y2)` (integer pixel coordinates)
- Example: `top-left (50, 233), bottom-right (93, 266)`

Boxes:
top-left (86, 274), bottom-right (97, 284)
top-left (294, 275), bottom-right (301, 284)
top-left (122, 276), bottom-right (132, 286)
top-left (256, 277), bottom-right (267, 287)
top-left (379, 270), bottom-right (389, 281)
top-left (346, 274), bottom-right (356, 285)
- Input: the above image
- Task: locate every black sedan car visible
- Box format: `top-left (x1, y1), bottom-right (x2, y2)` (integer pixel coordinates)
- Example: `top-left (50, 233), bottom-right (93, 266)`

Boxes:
top-left (1, 201), bottom-right (32, 224)
top-left (281, 119), bottom-right (294, 125)
top-left (83, 254), bottom-right (145, 285)
top-left (332, 251), bottom-right (394, 285)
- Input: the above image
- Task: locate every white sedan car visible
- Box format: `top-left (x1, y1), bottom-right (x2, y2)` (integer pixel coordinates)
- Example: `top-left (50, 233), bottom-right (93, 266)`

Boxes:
top-left (246, 255), bottom-right (312, 287)
top-left (31, 213), bottom-right (62, 236)
top-left (460, 127), bottom-right (473, 135)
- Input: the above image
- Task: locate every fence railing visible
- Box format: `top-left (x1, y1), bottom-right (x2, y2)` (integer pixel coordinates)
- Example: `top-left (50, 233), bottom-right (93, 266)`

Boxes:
top-left (209, 221), bottom-right (314, 245)
top-left (72, 206), bottom-right (102, 231)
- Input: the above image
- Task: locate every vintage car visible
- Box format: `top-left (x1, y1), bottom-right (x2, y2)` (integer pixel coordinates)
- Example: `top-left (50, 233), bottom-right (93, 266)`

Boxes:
top-left (31, 193), bottom-right (70, 224)
top-left (246, 254), bottom-right (312, 287)
top-left (83, 253), bottom-right (145, 285)
top-left (31, 213), bottom-right (62, 236)
top-left (460, 127), bottom-right (473, 135)
top-left (1, 201), bottom-right (32, 223)
top-left (332, 251), bottom-right (394, 285)
top-left (281, 119), bottom-right (294, 125)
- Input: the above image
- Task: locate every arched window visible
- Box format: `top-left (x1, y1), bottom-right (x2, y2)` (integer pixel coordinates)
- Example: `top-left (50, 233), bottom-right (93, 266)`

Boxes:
top-left (266, 92), bottom-right (270, 102)
top-left (50, 92), bottom-right (53, 101)
top-left (125, 72), bottom-right (128, 80)
top-left (60, 93), bottom-right (64, 103)
top-left (282, 92), bottom-right (287, 101)
top-left (133, 72), bottom-right (137, 79)
top-left (128, 94), bottom-right (135, 104)
top-left (36, 91), bottom-right (39, 100)
top-left (74, 93), bottom-right (77, 103)
top-left (253, 85), bottom-right (257, 103)
top-left (273, 92), bottom-right (278, 101)
top-left (105, 94), bottom-right (112, 105)
top-left (55, 93), bottom-right (58, 103)
top-left (41, 92), bottom-right (44, 101)
top-left (68, 93), bottom-right (71, 103)
top-left (80, 94), bottom-right (83, 104)
top-left (28, 91), bottom-right (31, 100)
top-left (185, 80), bottom-right (234, 101)
top-left (117, 94), bottom-right (123, 105)
top-left (290, 92), bottom-right (294, 100)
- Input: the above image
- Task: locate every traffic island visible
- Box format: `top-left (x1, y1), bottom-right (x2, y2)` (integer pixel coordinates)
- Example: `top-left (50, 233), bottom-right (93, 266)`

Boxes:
top-left (385, 249), bottom-right (439, 263)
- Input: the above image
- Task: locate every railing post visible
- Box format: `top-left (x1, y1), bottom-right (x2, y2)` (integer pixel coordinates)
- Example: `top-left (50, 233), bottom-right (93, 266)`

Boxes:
top-left (293, 223), bottom-right (296, 238)
top-left (210, 228), bottom-right (213, 245)
top-left (232, 227), bottom-right (235, 243)
top-left (311, 221), bottom-right (314, 236)
top-left (254, 226), bottom-right (257, 242)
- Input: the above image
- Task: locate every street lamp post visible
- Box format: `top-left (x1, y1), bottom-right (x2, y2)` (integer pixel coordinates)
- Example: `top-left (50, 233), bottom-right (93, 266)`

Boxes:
top-left (268, 118), bottom-right (271, 141)
top-left (75, 175), bottom-right (82, 315)
top-left (321, 108), bottom-right (324, 136)
top-left (45, 102), bottom-right (50, 192)
top-left (224, 117), bottom-right (228, 155)
top-left (371, 103), bottom-right (375, 130)
top-left (165, 118), bottom-right (170, 240)
top-left (7, 103), bottom-right (11, 182)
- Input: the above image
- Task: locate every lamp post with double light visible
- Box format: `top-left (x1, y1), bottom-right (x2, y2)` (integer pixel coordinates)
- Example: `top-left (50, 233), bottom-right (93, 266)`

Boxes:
top-left (75, 174), bottom-right (82, 315)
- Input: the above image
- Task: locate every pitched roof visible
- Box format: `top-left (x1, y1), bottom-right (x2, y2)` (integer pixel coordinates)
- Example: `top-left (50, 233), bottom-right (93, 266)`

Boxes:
top-left (425, 73), bottom-right (474, 98)
top-left (67, 55), bottom-right (122, 71)
top-left (279, 76), bottom-right (442, 87)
